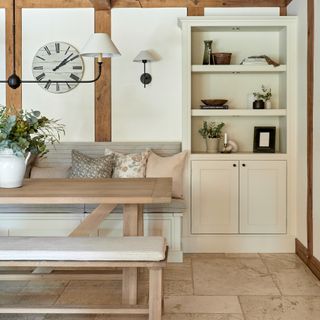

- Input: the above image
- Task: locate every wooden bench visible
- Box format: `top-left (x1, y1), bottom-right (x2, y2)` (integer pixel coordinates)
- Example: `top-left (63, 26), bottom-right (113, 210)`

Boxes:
top-left (0, 236), bottom-right (167, 319)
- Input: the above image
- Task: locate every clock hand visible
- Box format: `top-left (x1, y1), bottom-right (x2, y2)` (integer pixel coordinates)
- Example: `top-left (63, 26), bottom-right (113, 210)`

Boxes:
top-left (52, 53), bottom-right (73, 71)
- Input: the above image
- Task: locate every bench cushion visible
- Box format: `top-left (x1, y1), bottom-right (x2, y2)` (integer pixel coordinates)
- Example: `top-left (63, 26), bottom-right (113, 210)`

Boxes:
top-left (0, 236), bottom-right (166, 262)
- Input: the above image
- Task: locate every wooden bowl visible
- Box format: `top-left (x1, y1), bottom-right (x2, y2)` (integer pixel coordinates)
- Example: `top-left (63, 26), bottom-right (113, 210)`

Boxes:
top-left (201, 99), bottom-right (228, 106)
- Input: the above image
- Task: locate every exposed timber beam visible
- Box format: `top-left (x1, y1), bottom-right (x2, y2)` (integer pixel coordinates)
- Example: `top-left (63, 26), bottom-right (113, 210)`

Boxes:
top-left (90, 0), bottom-right (111, 10)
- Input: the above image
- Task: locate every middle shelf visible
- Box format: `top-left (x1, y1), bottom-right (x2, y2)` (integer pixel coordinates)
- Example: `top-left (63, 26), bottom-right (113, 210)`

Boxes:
top-left (191, 109), bottom-right (287, 117)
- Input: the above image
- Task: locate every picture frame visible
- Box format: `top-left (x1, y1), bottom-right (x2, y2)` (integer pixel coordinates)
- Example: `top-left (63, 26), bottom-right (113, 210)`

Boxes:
top-left (253, 126), bottom-right (276, 153)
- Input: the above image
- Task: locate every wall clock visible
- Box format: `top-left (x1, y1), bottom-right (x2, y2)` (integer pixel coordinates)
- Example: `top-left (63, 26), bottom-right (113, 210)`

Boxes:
top-left (32, 42), bottom-right (85, 94)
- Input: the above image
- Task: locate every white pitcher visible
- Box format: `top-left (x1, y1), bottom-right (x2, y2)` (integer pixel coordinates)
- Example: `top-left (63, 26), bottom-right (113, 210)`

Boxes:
top-left (0, 149), bottom-right (31, 188)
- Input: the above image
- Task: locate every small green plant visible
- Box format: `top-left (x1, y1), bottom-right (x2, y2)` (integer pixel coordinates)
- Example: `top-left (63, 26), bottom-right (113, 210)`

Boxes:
top-left (253, 85), bottom-right (272, 101)
top-left (198, 121), bottom-right (225, 139)
top-left (0, 106), bottom-right (65, 157)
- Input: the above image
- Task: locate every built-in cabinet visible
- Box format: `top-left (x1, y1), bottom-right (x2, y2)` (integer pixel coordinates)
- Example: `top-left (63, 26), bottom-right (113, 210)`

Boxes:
top-left (192, 160), bottom-right (286, 234)
top-left (179, 17), bottom-right (297, 252)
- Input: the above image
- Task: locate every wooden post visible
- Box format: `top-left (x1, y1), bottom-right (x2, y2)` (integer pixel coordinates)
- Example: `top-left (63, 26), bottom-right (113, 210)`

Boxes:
top-left (95, 9), bottom-right (112, 141)
top-left (148, 267), bottom-right (163, 320)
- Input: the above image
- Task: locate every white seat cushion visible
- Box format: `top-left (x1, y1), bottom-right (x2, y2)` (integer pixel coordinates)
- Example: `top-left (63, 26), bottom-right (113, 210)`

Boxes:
top-left (0, 236), bottom-right (166, 262)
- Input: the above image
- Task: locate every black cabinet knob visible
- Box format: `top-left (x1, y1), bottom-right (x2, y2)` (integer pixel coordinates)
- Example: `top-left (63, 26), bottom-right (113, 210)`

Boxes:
top-left (242, 163), bottom-right (246, 167)
top-left (233, 164), bottom-right (237, 167)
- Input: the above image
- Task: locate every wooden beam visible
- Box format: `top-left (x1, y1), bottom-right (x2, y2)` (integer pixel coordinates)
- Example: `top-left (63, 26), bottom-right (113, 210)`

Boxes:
top-left (279, 6), bottom-right (287, 16)
top-left (187, 6), bottom-right (204, 15)
top-left (95, 9), bottom-right (112, 141)
top-left (307, 0), bottom-right (314, 257)
top-left (112, 0), bottom-right (288, 8)
top-left (5, 3), bottom-right (22, 109)
top-left (15, 0), bottom-right (93, 8)
top-left (90, 0), bottom-right (111, 10)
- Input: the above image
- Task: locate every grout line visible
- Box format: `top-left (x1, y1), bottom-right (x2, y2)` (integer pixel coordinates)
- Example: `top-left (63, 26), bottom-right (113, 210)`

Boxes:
top-left (237, 295), bottom-right (247, 320)
top-left (52, 280), bottom-right (70, 306)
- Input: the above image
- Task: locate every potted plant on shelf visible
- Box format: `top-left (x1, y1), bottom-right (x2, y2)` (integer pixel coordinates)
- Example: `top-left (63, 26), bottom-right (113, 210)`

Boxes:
top-left (198, 120), bottom-right (225, 153)
top-left (0, 106), bottom-right (65, 188)
top-left (253, 85), bottom-right (272, 109)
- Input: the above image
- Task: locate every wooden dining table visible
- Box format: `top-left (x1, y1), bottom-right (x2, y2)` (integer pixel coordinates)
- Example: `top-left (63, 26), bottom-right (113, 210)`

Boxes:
top-left (0, 177), bottom-right (172, 305)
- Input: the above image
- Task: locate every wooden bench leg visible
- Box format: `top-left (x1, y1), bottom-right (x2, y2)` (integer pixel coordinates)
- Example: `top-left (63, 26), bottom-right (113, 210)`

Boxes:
top-left (149, 267), bottom-right (163, 320)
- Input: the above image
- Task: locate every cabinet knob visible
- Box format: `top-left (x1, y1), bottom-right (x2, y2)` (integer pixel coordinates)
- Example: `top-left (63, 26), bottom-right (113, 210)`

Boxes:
top-left (242, 163), bottom-right (246, 167)
top-left (233, 164), bottom-right (237, 167)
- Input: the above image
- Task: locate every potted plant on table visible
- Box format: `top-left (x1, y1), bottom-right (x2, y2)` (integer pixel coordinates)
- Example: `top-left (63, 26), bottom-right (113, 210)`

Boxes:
top-left (253, 85), bottom-right (272, 109)
top-left (0, 106), bottom-right (65, 188)
top-left (198, 120), bottom-right (225, 153)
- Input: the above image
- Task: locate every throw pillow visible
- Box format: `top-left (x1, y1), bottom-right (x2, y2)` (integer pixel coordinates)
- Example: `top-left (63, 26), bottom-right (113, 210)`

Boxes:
top-left (30, 166), bottom-right (71, 179)
top-left (69, 150), bottom-right (114, 179)
top-left (146, 150), bottom-right (187, 199)
top-left (104, 148), bottom-right (149, 178)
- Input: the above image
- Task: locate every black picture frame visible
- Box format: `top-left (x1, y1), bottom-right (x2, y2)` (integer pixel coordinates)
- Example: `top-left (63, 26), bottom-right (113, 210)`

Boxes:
top-left (253, 126), bottom-right (276, 153)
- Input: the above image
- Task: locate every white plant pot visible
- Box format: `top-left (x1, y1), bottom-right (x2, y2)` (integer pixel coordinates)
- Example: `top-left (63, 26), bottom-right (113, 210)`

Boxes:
top-left (265, 100), bottom-right (272, 109)
top-left (0, 149), bottom-right (30, 188)
top-left (206, 138), bottom-right (220, 153)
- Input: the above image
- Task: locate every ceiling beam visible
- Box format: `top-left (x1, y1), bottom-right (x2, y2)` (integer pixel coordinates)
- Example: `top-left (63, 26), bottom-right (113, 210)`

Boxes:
top-left (112, 0), bottom-right (289, 8)
top-left (90, 0), bottom-right (111, 9)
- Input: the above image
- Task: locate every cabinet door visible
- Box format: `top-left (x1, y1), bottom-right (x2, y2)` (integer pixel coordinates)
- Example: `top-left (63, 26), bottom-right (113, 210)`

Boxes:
top-left (191, 161), bottom-right (239, 234)
top-left (240, 161), bottom-right (286, 234)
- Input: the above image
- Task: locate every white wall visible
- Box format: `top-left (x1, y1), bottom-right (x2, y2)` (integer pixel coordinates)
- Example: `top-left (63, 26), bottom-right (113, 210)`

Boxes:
top-left (205, 7), bottom-right (279, 15)
top-left (288, 0), bottom-right (308, 247)
top-left (313, 0), bottom-right (320, 260)
top-left (0, 9), bottom-right (5, 106)
top-left (111, 8), bottom-right (186, 142)
top-left (22, 8), bottom-right (95, 141)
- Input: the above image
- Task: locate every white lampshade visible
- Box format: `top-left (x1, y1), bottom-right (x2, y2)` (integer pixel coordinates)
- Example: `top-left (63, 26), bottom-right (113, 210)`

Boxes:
top-left (133, 50), bottom-right (156, 62)
top-left (81, 33), bottom-right (120, 58)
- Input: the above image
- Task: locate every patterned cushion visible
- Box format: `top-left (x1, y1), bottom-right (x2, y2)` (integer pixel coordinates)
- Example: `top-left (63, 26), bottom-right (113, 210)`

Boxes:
top-left (104, 148), bottom-right (149, 178)
top-left (69, 150), bottom-right (114, 179)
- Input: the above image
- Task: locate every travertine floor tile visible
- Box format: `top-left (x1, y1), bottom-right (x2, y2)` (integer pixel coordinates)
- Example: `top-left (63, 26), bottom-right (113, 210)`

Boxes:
top-left (193, 258), bottom-right (280, 296)
top-left (260, 253), bottom-right (306, 272)
top-left (0, 281), bottom-right (28, 294)
top-left (16, 293), bottom-right (60, 305)
top-left (164, 296), bottom-right (242, 314)
top-left (95, 316), bottom-right (147, 320)
top-left (0, 315), bottom-right (44, 320)
top-left (164, 263), bottom-right (192, 281)
top-left (164, 280), bottom-right (193, 296)
top-left (162, 314), bottom-right (244, 320)
top-left (225, 253), bottom-right (260, 258)
top-left (240, 295), bottom-right (320, 320)
top-left (272, 267), bottom-right (320, 295)
top-left (45, 315), bottom-right (95, 320)
top-left (21, 280), bottom-right (67, 295)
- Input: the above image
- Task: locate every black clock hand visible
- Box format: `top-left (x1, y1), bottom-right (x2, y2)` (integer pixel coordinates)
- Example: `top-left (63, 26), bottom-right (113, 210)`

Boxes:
top-left (52, 53), bottom-right (73, 71)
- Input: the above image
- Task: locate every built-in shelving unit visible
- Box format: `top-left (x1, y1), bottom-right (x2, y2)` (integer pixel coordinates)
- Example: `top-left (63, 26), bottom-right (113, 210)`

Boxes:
top-left (179, 16), bottom-right (298, 252)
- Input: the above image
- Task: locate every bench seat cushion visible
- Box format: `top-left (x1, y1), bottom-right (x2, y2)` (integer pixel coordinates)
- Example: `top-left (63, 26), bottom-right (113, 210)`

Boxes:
top-left (0, 236), bottom-right (166, 262)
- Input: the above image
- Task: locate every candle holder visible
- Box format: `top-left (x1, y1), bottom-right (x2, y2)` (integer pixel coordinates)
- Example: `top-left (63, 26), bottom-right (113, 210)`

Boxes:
top-left (221, 142), bottom-right (232, 153)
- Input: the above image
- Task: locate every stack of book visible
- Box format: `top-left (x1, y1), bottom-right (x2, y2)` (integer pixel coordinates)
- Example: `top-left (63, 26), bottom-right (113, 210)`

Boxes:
top-left (240, 57), bottom-right (268, 65)
top-left (200, 105), bottom-right (229, 110)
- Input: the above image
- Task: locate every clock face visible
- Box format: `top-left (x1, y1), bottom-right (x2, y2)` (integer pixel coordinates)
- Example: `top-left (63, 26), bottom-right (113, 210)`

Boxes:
top-left (32, 42), bottom-right (84, 94)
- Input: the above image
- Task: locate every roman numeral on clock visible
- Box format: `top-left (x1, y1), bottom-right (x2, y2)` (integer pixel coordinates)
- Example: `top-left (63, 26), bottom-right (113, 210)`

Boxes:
top-left (36, 73), bottom-right (46, 81)
top-left (56, 83), bottom-right (60, 92)
top-left (73, 66), bottom-right (82, 70)
top-left (36, 55), bottom-right (45, 61)
top-left (33, 66), bottom-right (43, 70)
top-left (66, 82), bottom-right (71, 89)
top-left (44, 46), bottom-right (51, 55)
top-left (65, 46), bottom-right (70, 55)
top-left (55, 43), bottom-right (60, 53)
top-left (70, 73), bottom-right (80, 81)
top-left (44, 80), bottom-right (52, 90)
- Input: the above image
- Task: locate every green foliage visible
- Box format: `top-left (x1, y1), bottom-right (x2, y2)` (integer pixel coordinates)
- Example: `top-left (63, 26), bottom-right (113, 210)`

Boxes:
top-left (0, 106), bottom-right (65, 157)
top-left (253, 85), bottom-right (272, 101)
top-left (198, 120), bottom-right (225, 139)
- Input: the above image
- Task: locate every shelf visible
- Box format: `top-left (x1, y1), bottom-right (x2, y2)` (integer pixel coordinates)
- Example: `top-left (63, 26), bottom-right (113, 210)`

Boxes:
top-left (191, 65), bottom-right (287, 73)
top-left (191, 109), bottom-right (287, 117)
top-left (190, 153), bottom-right (288, 161)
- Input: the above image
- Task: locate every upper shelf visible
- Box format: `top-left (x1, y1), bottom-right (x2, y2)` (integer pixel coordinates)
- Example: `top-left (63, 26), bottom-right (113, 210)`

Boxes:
top-left (191, 109), bottom-right (287, 117)
top-left (191, 65), bottom-right (287, 73)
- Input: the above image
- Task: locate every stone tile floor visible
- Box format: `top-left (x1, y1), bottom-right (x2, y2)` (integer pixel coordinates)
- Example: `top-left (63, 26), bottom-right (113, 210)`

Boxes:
top-left (1, 253), bottom-right (320, 319)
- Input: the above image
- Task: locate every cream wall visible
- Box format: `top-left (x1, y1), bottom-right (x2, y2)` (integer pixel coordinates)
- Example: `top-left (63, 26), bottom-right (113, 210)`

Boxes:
top-left (313, 0), bottom-right (320, 260)
top-left (0, 9), bottom-right (5, 106)
top-left (288, 0), bottom-right (308, 247)
top-left (111, 8), bottom-right (186, 142)
top-left (205, 7), bottom-right (279, 15)
top-left (21, 8), bottom-right (95, 142)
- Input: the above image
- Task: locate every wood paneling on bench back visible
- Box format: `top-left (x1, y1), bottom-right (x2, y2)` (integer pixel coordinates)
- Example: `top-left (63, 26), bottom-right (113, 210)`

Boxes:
top-left (35, 142), bottom-right (182, 167)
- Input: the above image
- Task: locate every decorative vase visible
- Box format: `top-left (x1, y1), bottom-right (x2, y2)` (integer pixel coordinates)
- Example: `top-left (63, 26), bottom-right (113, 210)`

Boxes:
top-left (206, 138), bottom-right (219, 153)
top-left (265, 100), bottom-right (272, 109)
top-left (203, 40), bottom-right (214, 65)
top-left (253, 99), bottom-right (265, 109)
top-left (0, 149), bottom-right (30, 188)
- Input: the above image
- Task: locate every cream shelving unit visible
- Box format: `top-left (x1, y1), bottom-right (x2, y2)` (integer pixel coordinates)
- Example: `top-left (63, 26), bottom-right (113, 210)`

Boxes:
top-left (178, 16), bottom-right (298, 253)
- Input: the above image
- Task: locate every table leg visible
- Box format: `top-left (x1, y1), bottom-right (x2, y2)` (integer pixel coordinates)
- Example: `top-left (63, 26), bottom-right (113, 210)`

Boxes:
top-left (122, 204), bottom-right (142, 305)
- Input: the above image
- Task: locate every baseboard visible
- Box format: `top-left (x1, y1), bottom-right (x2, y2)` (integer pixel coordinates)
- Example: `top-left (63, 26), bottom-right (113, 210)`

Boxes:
top-left (183, 235), bottom-right (295, 253)
top-left (295, 238), bottom-right (320, 280)
top-left (168, 250), bottom-right (183, 263)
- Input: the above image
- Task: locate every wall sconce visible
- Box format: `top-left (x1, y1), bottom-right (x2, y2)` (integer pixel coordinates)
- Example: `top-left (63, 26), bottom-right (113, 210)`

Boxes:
top-left (133, 50), bottom-right (156, 88)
